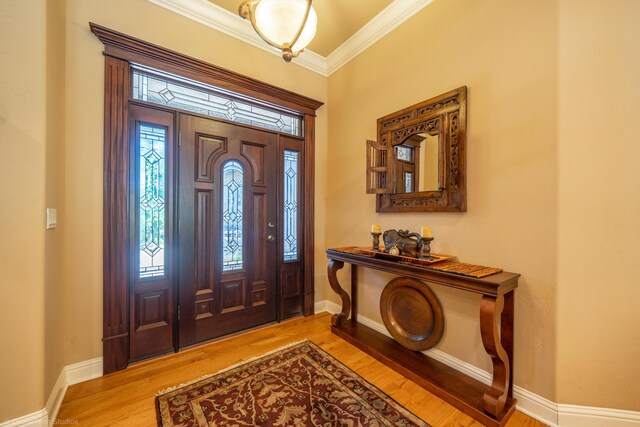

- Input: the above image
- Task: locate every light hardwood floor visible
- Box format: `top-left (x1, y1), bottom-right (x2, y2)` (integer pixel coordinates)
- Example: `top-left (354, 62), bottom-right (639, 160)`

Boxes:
top-left (56, 312), bottom-right (546, 426)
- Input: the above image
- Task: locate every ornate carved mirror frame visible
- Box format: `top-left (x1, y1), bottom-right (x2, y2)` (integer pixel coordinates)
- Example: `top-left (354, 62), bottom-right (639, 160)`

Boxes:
top-left (366, 87), bottom-right (466, 212)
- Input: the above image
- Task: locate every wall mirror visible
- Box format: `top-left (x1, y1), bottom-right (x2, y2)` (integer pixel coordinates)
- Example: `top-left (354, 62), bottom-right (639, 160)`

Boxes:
top-left (366, 86), bottom-right (466, 212)
top-left (393, 132), bottom-right (440, 193)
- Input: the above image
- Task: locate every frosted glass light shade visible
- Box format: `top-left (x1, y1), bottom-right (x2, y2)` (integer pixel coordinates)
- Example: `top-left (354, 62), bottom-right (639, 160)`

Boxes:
top-left (254, 0), bottom-right (317, 52)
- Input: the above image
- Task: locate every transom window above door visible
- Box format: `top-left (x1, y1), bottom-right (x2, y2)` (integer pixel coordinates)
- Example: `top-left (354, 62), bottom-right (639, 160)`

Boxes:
top-left (131, 65), bottom-right (303, 136)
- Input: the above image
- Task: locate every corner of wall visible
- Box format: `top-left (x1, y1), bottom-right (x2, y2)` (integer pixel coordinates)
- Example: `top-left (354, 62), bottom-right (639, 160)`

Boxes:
top-left (44, 0), bottom-right (68, 414)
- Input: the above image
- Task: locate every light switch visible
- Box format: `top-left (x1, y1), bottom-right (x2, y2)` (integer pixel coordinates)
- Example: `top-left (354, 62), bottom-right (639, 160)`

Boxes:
top-left (46, 208), bottom-right (57, 230)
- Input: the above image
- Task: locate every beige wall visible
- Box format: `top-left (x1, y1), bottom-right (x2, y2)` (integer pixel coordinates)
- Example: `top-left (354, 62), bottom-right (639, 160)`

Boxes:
top-left (1, 0), bottom-right (327, 421)
top-left (62, 0), bottom-right (328, 364)
top-left (2, 0), bottom-right (639, 421)
top-left (44, 0), bottom-right (67, 405)
top-left (0, 0), bottom-right (48, 420)
top-left (557, 0), bottom-right (640, 410)
top-left (327, 0), bottom-right (559, 402)
top-left (327, 0), bottom-right (640, 411)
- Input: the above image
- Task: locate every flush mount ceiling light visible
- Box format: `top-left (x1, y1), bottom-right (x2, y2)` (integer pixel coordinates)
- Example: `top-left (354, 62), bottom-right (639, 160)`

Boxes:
top-left (239, 0), bottom-right (318, 62)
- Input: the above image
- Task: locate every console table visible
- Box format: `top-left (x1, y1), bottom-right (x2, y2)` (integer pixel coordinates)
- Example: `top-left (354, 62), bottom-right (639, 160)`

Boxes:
top-left (326, 247), bottom-right (520, 427)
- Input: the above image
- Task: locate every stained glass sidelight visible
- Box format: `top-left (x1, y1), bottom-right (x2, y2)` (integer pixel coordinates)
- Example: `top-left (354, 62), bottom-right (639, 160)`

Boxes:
top-left (139, 124), bottom-right (166, 278)
top-left (222, 161), bottom-right (244, 271)
top-left (283, 151), bottom-right (299, 261)
top-left (132, 67), bottom-right (302, 136)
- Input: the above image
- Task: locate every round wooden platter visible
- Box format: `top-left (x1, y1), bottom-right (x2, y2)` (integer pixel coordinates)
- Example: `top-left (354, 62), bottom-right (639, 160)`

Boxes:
top-left (380, 277), bottom-right (444, 351)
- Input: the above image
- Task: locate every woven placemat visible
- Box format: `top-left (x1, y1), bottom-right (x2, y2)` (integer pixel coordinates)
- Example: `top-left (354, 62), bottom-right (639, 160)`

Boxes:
top-left (329, 247), bottom-right (502, 278)
top-left (331, 246), bottom-right (376, 256)
top-left (404, 259), bottom-right (502, 278)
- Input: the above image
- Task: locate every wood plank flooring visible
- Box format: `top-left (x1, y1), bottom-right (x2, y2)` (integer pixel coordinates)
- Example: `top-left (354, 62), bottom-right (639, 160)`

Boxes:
top-left (56, 313), bottom-right (547, 426)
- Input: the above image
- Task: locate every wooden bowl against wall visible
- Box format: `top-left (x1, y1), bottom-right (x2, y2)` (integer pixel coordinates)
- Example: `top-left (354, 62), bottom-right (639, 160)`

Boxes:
top-left (380, 277), bottom-right (444, 351)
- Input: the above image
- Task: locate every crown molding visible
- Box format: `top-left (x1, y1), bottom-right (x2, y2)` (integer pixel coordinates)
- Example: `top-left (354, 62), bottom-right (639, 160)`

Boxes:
top-left (326, 0), bottom-right (435, 75)
top-left (146, 0), bottom-right (328, 76)
top-left (146, 0), bottom-right (434, 77)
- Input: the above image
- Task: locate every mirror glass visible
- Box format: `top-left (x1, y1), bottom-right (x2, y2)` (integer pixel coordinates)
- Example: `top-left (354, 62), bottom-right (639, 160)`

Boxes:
top-left (393, 132), bottom-right (440, 193)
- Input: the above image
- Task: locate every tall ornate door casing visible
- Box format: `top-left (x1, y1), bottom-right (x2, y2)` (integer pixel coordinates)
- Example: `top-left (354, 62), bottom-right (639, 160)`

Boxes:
top-left (177, 114), bottom-right (278, 347)
top-left (94, 24), bottom-right (322, 373)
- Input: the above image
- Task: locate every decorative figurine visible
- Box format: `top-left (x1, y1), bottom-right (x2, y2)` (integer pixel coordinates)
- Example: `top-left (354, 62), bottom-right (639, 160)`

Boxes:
top-left (374, 226), bottom-right (435, 259)
top-left (383, 229), bottom-right (422, 257)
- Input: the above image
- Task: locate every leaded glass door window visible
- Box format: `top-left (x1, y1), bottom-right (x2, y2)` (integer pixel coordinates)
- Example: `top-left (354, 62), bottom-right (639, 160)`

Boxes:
top-left (283, 151), bottom-right (299, 261)
top-left (132, 66), bottom-right (302, 136)
top-left (139, 124), bottom-right (166, 278)
top-left (222, 161), bottom-right (244, 271)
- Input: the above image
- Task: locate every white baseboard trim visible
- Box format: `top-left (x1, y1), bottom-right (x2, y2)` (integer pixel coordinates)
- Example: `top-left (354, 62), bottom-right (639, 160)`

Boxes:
top-left (4, 309), bottom-right (639, 427)
top-left (0, 358), bottom-right (103, 427)
top-left (558, 405), bottom-right (640, 427)
top-left (44, 368), bottom-right (67, 427)
top-left (315, 299), bottom-right (640, 427)
top-left (314, 299), bottom-right (340, 315)
top-left (0, 410), bottom-right (47, 427)
top-left (64, 357), bottom-right (103, 387)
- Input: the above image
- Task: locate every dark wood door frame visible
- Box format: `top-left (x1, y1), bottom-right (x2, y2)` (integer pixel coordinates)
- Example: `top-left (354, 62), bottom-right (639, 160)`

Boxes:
top-left (91, 23), bottom-right (323, 374)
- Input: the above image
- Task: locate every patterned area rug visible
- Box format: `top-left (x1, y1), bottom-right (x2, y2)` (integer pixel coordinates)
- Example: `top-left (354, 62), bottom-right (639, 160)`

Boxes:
top-left (156, 340), bottom-right (429, 426)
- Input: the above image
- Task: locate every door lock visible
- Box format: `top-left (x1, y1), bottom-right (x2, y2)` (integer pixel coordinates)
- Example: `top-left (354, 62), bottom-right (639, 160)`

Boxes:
top-left (267, 235), bottom-right (276, 242)
top-left (268, 222), bottom-right (276, 228)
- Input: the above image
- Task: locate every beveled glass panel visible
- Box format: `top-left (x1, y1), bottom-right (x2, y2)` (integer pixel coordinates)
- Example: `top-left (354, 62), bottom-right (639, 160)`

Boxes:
top-left (139, 124), bottom-right (166, 278)
top-left (222, 161), bottom-right (244, 271)
top-left (132, 67), bottom-right (302, 136)
top-left (283, 150), bottom-right (299, 261)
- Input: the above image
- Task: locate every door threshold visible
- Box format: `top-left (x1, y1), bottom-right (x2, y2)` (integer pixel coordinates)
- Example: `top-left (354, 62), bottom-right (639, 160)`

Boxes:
top-left (128, 314), bottom-right (306, 368)
top-left (181, 315), bottom-right (306, 351)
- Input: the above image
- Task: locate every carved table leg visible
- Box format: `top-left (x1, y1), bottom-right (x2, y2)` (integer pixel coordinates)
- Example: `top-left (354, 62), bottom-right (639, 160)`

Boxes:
top-left (502, 291), bottom-right (514, 399)
top-left (327, 260), bottom-right (350, 327)
top-left (351, 265), bottom-right (358, 325)
top-left (480, 293), bottom-right (511, 418)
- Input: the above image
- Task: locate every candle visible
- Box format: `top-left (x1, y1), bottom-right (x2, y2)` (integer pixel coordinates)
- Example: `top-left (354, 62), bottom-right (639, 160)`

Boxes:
top-left (420, 226), bottom-right (433, 238)
top-left (371, 224), bottom-right (381, 234)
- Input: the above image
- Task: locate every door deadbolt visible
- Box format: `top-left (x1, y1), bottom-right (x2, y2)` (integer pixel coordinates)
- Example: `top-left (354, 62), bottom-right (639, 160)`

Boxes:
top-left (268, 222), bottom-right (276, 228)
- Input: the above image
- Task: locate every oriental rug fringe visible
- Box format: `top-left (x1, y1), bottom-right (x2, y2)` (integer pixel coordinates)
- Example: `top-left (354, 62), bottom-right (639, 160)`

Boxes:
top-left (156, 340), bottom-right (429, 426)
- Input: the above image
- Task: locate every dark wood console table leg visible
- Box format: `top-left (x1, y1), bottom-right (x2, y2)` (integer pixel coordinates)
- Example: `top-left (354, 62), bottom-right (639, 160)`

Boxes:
top-left (351, 265), bottom-right (358, 325)
top-left (480, 292), bottom-right (514, 418)
top-left (502, 291), bottom-right (515, 399)
top-left (327, 260), bottom-right (350, 327)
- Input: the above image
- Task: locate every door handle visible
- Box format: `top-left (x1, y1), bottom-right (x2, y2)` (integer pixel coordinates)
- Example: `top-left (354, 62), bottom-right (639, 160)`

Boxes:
top-left (267, 235), bottom-right (276, 242)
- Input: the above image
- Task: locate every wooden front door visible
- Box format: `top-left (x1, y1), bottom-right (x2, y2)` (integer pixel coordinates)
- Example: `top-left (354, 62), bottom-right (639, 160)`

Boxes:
top-left (96, 27), bottom-right (321, 373)
top-left (177, 114), bottom-right (278, 347)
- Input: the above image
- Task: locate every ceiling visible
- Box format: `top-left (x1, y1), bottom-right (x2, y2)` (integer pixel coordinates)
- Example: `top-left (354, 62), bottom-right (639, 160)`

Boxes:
top-left (149, 0), bottom-right (433, 75)
top-left (207, 0), bottom-right (396, 56)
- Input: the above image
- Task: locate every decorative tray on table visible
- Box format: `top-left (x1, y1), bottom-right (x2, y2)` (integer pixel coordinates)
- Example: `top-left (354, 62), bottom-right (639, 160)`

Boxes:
top-left (355, 247), bottom-right (455, 265)
top-left (332, 246), bottom-right (503, 278)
